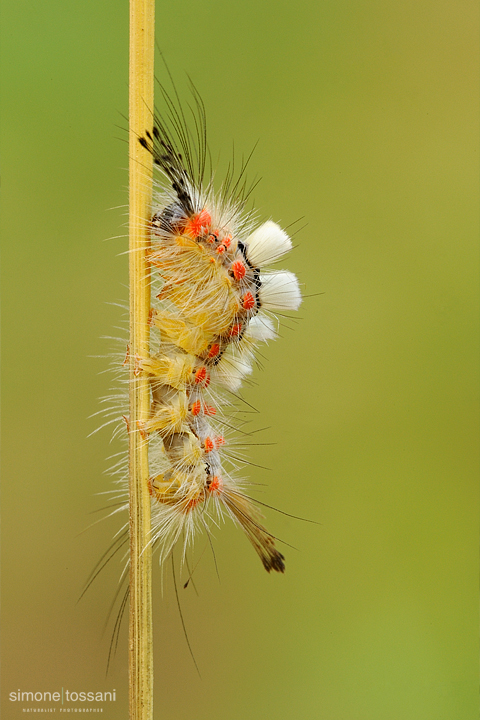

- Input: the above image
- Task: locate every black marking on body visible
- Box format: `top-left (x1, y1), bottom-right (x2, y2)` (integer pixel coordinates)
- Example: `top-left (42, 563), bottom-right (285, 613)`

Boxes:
top-left (152, 202), bottom-right (184, 232)
top-left (252, 268), bottom-right (262, 309)
top-left (237, 240), bottom-right (255, 270)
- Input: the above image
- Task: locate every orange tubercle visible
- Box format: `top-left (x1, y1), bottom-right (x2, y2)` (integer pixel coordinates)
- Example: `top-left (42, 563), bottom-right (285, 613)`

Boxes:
top-left (185, 209), bottom-right (211, 238)
top-left (242, 292), bottom-right (255, 310)
top-left (229, 323), bottom-right (242, 337)
top-left (184, 496), bottom-right (202, 512)
top-left (195, 366), bottom-right (207, 384)
top-left (208, 343), bottom-right (220, 358)
top-left (204, 437), bottom-right (214, 453)
top-left (208, 476), bottom-right (223, 495)
top-left (231, 259), bottom-right (246, 280)
top-left (191, 400), bottom-right (201, 416)
top-left (204, 404), bottom-right (216, 416)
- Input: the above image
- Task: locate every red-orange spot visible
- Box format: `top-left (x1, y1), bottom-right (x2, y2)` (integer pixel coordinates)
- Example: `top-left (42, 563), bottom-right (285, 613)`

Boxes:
top-left (231, 259), bottom-right (246, 280)
top-left (208, 343), bottom-right (220, 358)
top-left (229, 323), bottom-right (242, 337)
top-left (186, 209), bottom-right (212, 238)
top-left (204, 373), bottom-right (211, 388)
top-left (204, 405), bottom-right (216, 416)
top-left (204, 437), bottom-right (214, 453)
top-left (208, 476), bottom-right (223, 495)
top-left (216, 244), bottom-right (226, 254)
top-left (223, 235), bottom-right (232, 248)
top-left (184, 496), bottom-right (201, 512)
top-left (214, 436), bottom-right (225, 448)
top-left (191, 400), bottom-right (201, 416)
top-left (242, 292), bottom-right (255, 310)
top-left (195, 366), bottom-right (207, 384)
top-left (207, 231), bottom-right (219, 244)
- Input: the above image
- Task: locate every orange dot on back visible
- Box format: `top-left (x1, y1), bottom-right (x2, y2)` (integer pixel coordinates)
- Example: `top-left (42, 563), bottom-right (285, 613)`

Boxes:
top-left (231, 260), bottom-right (246, 280)
top-left (185, 209), bottom-right (212, 238)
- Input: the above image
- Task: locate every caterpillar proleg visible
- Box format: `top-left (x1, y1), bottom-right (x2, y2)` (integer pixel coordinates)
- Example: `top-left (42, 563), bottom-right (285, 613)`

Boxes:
top-left (105, 77), bottom-right (302, 579)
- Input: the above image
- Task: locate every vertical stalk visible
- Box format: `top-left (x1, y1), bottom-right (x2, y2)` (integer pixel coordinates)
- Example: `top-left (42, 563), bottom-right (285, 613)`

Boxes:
top-left (128, 1), bottom-right (155, 719)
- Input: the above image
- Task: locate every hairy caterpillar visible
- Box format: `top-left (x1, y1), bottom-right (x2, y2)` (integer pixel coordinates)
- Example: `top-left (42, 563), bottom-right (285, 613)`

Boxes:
top-left (103, 79), bottom-right (301, 579)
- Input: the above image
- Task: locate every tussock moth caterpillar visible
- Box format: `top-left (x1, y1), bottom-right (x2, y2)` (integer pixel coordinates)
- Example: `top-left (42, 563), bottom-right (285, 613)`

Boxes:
top-left (99, 75), bottom-right (302, 583)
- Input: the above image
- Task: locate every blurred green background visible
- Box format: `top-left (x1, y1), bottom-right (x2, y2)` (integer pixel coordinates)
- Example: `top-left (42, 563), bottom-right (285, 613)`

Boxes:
top-left (1, 0), bottom-right (478, 718)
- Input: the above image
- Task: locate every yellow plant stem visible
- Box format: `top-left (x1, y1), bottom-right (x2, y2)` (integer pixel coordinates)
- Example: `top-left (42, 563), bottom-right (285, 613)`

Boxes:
top-left (128, 0), bottom-right (155, 719)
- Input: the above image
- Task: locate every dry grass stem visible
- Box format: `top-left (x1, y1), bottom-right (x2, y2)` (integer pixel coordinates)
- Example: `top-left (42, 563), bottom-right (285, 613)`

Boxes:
top-left (128, 0), bottom-right (155, 718)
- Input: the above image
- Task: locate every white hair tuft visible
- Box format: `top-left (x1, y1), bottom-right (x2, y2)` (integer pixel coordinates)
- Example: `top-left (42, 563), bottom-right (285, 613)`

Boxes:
top-left (259, 271), bottom-right (302, 311)
top-left (245, 221), bottom-right (292, 267)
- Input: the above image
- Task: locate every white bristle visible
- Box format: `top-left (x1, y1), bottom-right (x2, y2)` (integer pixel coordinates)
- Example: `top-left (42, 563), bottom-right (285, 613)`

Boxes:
top-left (245, 221), bottom-right (292, 267)
top-left (259, 271), bottom-right (302, 311)
top-left (246, 314), bottom-right (277, 342)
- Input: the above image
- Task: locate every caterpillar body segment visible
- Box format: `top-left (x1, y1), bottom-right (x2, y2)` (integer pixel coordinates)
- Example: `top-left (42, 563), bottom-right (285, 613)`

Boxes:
top-left (136, 110), bottom-right (302, 572)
